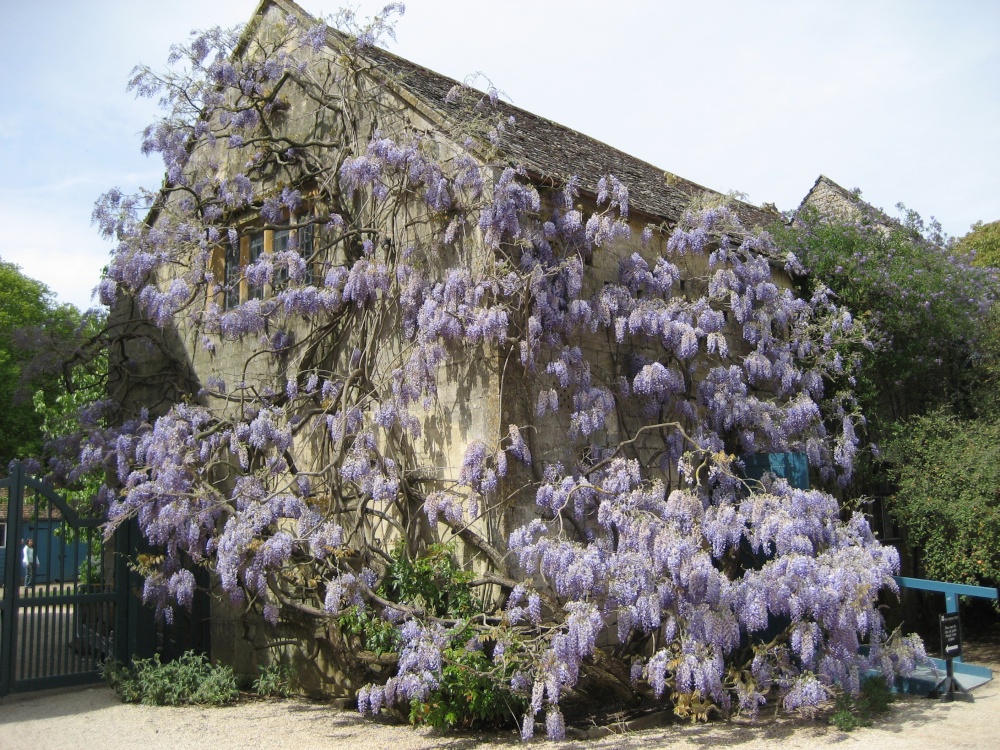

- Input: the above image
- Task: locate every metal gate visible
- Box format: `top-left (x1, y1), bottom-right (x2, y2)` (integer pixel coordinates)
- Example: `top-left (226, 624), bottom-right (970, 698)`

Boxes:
top-left (0, 461), bottom-right (127, 696)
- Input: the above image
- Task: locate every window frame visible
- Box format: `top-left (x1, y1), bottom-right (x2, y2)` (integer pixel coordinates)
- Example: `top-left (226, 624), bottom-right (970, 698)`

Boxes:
top-left (217, 205), bottom-right (318, 310)
top-left (248, 232), bottom-right (265, 301)
top-left (219, 228), bottom-right (266, 310)
top-left (224, 237), bottom-right (242, 310)
top-left (273, 223), bottom-right (316, 291)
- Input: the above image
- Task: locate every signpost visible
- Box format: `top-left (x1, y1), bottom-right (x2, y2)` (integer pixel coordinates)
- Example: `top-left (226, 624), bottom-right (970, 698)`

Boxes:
top-left (939, 612), bottom-right (972, 702)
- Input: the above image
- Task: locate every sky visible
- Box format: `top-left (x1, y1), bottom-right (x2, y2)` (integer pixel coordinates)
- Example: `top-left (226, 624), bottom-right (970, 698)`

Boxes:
top-left (1, 0), bottom-right (997, 311)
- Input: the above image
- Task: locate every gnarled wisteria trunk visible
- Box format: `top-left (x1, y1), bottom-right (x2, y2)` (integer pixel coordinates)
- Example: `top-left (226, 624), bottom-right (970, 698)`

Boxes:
top-left (64, 1), bottom-right (927, 739)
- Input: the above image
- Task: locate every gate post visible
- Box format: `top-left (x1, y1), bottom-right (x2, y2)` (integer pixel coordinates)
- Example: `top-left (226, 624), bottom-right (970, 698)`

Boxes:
top-left (0, 461), bottom-right (25, 697)
top-left (113, 522), bottom-right (131, 666)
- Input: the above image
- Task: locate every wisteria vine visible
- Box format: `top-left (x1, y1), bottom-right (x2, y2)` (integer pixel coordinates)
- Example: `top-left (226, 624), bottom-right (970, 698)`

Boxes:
top-left (60, 2), bottom-right (930, 740)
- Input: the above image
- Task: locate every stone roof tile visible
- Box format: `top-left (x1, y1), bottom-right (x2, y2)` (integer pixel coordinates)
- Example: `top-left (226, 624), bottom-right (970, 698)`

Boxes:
top-left (270, 0), bottom-right (777, 228)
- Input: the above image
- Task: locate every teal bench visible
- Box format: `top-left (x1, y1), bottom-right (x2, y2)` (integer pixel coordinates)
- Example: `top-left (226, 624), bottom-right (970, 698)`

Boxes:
top-left (892, 576), bottom-right (998, 692)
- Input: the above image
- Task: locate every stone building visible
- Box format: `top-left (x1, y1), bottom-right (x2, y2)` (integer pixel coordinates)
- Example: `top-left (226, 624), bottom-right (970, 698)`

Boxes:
top-left (796, 174), bottom-right (899, 229)
top-left (113, 0), bottom-right (807, 693)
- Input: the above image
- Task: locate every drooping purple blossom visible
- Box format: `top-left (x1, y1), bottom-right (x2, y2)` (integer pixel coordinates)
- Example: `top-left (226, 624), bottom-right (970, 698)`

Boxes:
top-left (70, 17), bottom-right (940, 740)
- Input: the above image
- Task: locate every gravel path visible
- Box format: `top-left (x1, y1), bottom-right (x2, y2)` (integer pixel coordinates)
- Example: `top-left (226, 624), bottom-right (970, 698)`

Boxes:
top-left (1, 682), bottom-right (998, 750)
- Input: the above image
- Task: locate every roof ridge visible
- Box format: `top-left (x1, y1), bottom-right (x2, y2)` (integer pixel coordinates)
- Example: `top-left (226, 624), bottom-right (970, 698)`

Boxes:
top-left (244, 0), bottom-right (776, 227)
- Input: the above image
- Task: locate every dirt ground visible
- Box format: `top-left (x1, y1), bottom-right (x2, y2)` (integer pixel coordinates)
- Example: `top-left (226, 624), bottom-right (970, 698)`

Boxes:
top-left (1, 678), bottom-right (998, 750)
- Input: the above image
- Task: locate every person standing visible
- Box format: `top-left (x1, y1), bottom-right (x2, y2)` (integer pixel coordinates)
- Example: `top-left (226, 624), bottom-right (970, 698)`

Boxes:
top-left (22, 538), bottom-right (36, 587)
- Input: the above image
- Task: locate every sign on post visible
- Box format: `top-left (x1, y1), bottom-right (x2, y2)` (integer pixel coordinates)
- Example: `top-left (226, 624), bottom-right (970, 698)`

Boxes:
top-left (940, 612), bottom-right (962, 659)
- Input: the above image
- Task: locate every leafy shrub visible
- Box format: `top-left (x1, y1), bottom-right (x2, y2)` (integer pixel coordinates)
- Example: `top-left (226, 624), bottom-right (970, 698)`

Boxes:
top-left (339, 605), bottom-right (398, 656)
top-left (345, 544), bottom-right (524, 729)
top-left (382, 543), bottom-right (476, 618)
top-left (829, 676), bottom-right (893, 731)
top-left (855, 675), bottom-right (893, 715)
top-left (252, 663), bottom-right (296, 698)
top-left (408, 644), bottom-right (523, 730)
top-left (887, 409), bottom-right (1000, 586)
top-left (102, 651), bottom-right (239, 706)
top-left (829, 699), bottom-right (860, 732)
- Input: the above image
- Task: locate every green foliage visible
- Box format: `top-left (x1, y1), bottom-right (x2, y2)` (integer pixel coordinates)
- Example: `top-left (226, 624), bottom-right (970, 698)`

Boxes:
top-left (409, 644), bottom-right (522, 730)
top-left (78, 541), bottom-right (104, 584)
top-left (958, 220), bottom-right (1000, 268)
top-left (856, 675), bottom-right (893, 714)
top-left (383, 543), bottom-right (476, 618)
top-left (829, 698), bottom-right (861, 732)
top-left (886, 409), bottom-right (1000, 586)
top-left (338, 544), bottom-right (475, 657)
top-left (102, 651), bottom-right (239, 706)
top-left (31, 310), bottom-right (108, 506)
top-left (252, 663), bottom-right (296, 698)
top-left (773, 206), bottom-right (996, 426)
top-left (341, 544), bottom-right (523, 729)
top-left (0, 258), bottom-right (80, 467)
top-left (829, 676), bottom-right (893, 731)
top-left (339, 604), bottom-right (399, 655)
top-left (967, 303), bottom-right (1000, 414)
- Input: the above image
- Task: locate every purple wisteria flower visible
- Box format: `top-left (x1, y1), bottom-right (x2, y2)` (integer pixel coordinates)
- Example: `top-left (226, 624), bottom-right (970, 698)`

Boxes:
top-left (71, 18), bottom-right (945, 739)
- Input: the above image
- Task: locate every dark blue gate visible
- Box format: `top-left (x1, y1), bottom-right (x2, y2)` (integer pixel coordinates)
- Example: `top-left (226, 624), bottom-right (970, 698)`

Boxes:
top-left (0, 462), bottom-right (129, 696)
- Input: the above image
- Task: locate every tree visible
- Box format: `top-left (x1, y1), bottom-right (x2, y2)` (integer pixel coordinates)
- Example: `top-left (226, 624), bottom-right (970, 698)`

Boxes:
top-left (957, 220), bottom-right (1000, 268)
top-left (0, 258), bottom-right (84, 469)
top-left (886, 409), bottom-right (1000, 587)
top-left (772, 201), bottom-right (998, 439)
top-left (29, 309), bottom-right (109, 504)
top-left (773, 193), bottom-right (1000, 592)
top-left (62, 3), bottom-right (924, 737)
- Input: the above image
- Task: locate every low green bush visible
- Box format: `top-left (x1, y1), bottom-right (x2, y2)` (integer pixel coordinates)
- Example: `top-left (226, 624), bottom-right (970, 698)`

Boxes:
top-left (252, 663), bottom-right (296, 698)
top-left (102, 651), bottom-right (239, 706)
top-left (829, 676), bottom-right (894, 731)
top-left (340, 543), bottom-right (525, 730)
top-left (408, 644), bottom-right (521, 730)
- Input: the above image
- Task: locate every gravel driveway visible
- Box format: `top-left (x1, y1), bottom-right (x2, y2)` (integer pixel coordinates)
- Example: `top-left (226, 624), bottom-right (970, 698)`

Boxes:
top-left (1, 682), bottom-right (998, 750)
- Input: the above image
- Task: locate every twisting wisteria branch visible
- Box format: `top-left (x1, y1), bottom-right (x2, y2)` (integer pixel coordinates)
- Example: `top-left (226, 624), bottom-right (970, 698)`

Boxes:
top-left (41, 3), bottom-right (934, 740)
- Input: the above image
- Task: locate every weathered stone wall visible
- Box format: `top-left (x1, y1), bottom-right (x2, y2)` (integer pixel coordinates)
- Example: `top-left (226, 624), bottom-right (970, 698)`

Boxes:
top-left (120, 0), bottom-right (792, 694)
top-left (125, 0), bottom-right (504, 683)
